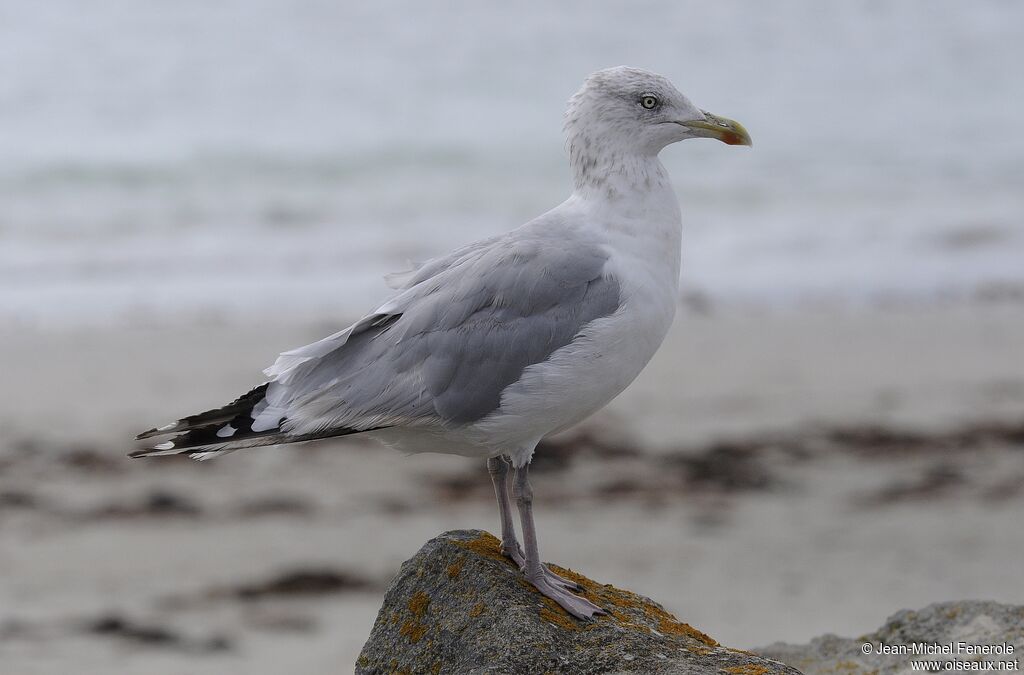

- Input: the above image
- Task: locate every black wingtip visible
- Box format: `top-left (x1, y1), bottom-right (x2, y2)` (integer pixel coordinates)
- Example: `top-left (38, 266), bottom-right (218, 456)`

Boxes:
top-left (128, 441), bottom-right (177, 458)
top-left (135, 423), bottom-right (183, 441)
top-left (134, 383), bottom-right (270, 442)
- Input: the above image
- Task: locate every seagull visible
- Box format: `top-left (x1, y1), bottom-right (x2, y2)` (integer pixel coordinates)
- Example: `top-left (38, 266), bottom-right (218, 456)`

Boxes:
top-left (131, 66), bottom-right (751, 619)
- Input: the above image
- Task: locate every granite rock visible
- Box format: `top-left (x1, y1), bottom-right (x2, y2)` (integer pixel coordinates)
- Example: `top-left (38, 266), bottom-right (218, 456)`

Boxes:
top-left (356, 529), bottom-right (800, 675)
top-left (758, 601), bottom-right (1024, 675)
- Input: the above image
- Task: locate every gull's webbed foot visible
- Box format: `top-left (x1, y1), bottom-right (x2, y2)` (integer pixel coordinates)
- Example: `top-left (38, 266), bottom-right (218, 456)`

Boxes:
top-left (500, 540), bottom-right (583, 593)
top-left (525, 568), bottom-right (607, 620)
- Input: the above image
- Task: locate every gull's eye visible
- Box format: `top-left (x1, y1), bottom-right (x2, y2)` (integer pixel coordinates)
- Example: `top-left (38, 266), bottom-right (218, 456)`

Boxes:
top-left (640, 95), bottom-right (659, 110)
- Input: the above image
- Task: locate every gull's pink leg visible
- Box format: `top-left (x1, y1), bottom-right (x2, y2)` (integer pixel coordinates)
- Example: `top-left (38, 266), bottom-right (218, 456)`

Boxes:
top-left (512, 462), bottom-right (605, 620)
top-left (486, 455), bottom-right (582, 592)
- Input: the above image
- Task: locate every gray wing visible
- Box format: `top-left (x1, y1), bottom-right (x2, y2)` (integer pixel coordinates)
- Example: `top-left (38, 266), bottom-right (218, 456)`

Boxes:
top-left (255, 227), bottom-right (621, 435)
top-left (382, 234), bottom-right (503, 291)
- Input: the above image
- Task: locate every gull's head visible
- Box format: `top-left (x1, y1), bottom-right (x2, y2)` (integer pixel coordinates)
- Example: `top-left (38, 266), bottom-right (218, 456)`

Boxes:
top-left (565, 66), bottom-right (752, 157)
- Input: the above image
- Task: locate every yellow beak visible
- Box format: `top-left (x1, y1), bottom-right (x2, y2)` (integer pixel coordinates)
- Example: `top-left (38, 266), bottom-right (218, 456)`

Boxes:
top-left (679, 112), bottom-right (752, 147)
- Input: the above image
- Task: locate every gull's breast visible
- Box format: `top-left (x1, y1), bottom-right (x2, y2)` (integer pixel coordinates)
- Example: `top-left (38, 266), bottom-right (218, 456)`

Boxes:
top-left (467, 253), bottom-right (678, 451)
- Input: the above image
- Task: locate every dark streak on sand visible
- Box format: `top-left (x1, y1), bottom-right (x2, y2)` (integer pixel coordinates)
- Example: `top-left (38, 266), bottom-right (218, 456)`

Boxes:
top-left (209, 567), bottom-right (376, 600)
top-left (86, 614), bottom-right (232, 652)
top-left (88, 490), bottom-right (203, 519)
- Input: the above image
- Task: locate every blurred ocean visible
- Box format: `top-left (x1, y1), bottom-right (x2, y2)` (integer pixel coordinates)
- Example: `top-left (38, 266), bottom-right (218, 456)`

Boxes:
top-left (1, 0), bottom-right (1022, 327)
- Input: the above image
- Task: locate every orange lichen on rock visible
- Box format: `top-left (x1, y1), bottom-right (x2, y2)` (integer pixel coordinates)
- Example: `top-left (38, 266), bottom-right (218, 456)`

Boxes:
top-left (722, 664), bottom-right (772, 675)
top-left (454, 532), bottom-right (512, 565)
top-left (539, 607), bottom-right (579, 631)
top-left (539, 597), bottom-right (581, 631)
top-left (400, 591), bottom-right (431, 643)
top-left (656, 615), bottom-right (718, 646)
top-left (446, 557), bottom-right (465, 579)
top-left (399, 618), bottom-right (427, 643)
top-left (469, 602), bottom-right (486, 618)
top-left (408, 591), bottom-right (430, 618)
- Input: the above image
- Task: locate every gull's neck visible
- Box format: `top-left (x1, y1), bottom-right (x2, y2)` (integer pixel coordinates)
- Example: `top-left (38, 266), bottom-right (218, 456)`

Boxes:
top-left (568, 143), bottom-right (682, 281)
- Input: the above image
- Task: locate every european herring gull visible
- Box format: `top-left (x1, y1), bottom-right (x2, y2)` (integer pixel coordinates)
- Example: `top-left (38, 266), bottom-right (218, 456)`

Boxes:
top-left (132, 66), bottom-right (751, 618)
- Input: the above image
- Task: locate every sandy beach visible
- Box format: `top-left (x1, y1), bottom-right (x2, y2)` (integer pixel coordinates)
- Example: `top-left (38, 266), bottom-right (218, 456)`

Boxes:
top-left (2, 303), bottom-right (1022, 673)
